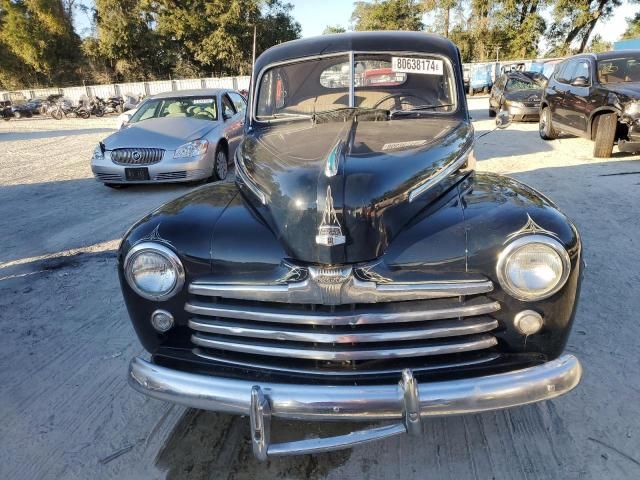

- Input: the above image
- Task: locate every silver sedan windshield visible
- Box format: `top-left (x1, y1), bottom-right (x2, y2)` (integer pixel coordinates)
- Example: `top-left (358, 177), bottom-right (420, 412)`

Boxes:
top-left (130, 96), bottom-right (218, 124)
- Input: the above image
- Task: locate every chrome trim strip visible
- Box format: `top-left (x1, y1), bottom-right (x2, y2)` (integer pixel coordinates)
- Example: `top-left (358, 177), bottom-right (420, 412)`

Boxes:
top-left (128, 354), bottom-right (582, 421)
top-left (192, 348), bottom-right (500, 376)
top-left (234, 149), bottom-right (267, 204)
top-left (190, 333), bottom-right (498, 361)
top-left (185, 299), bottom-right (500, 326)
top-left (269, 423), bottom-right (406, 457)
top-left (188, 318), bottom-right (499, 343)
top-left (188, 277), bottom-right (494, 305)
top-left (408, 144), bottom-right (473, 202)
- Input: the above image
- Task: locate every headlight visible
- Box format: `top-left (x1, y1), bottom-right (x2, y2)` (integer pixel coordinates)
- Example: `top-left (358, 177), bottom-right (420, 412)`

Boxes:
top-left (505, 100), bottom-right (524, 108)
top-left (497, 235), bottom-right (570, 301)
top-left (92, 144), bottom-right (104, 162)
top-left (174, 139), bottom-right (208, 158)
top-left (124, 242), bottom-right (185, 301)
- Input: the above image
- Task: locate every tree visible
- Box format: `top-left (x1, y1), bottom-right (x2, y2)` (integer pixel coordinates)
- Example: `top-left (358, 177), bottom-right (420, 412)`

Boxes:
top-left (622, 12), bottom-right (640, 39)
top-left (549, 0), bottom-right (634, 55)
top-left (351, 0), bottom-right (424, 31)
top-left (423, 0), bottom-right (459, 38)
top-left (0, 0), bottom-right (82, 88)
top-left (323, 25), bottom-right (346, 34)
top-left (586, 34), bottom-right (611, 52)
top-left (154, 0), bottom-right (299, 77)
top-left (92, 0), bottom-right (168, 81)
top-left (495, 0), bottom-right (546, 58)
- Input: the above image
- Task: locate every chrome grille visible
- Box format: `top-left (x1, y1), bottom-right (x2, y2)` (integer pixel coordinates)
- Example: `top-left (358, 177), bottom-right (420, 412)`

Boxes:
top-left (186, 288), bottom-right (501, 377)
top-left (111, 148), bottom-right (164, 165)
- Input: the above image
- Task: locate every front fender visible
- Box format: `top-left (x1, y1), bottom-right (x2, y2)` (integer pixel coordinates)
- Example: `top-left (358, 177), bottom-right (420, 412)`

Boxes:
top-left (461, 173), bottom-right (582, 358)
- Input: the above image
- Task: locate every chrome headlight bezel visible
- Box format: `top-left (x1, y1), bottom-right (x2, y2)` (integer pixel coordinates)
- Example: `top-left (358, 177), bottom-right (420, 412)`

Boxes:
top-left (496, 235), bottom-right (571, 302)
top-left (124, 242), bottom-right (185, 301)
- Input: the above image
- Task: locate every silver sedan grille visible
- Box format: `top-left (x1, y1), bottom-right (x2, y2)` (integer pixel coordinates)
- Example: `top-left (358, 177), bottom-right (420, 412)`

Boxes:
top-left (111, 148), bottom-right (164, 165)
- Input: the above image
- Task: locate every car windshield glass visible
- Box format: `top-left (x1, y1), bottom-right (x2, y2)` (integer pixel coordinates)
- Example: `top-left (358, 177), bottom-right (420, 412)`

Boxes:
top-left (597, 55), bottom-right (640, 83)
top-left (129, 96), bottom-right (218, 123)
top-left (505, 76), bottom-right (541, 91)
top-left (255, 52), bottom-right (456, 121)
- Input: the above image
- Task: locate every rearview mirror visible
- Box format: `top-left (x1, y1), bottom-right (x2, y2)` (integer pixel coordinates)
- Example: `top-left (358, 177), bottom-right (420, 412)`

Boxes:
top-left (496, 110), bottom-right (512, 129)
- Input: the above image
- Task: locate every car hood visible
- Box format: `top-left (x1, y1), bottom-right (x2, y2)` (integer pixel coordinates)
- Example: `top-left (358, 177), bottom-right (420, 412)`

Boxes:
top-left (603, 83), bottom-right (640, 101)
top-left (102, 117), bottom-right (218, 150)
top-left (239, 114), bottom-right (473, 264)
top-left (504, 89), bottom-right (542, 102)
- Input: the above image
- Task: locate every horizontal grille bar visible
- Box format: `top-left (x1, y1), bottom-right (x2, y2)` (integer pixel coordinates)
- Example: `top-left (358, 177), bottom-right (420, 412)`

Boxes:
top-left (191, 333), bottom-right (498, 361)
top-left (189, 277), bottom-right (493, 304)
top-left (193, 348), bottom-right (501, 377)
top-left (185, 298), bottom-right (500, 326)
top-left (188, 317), bottom-right (499, 344)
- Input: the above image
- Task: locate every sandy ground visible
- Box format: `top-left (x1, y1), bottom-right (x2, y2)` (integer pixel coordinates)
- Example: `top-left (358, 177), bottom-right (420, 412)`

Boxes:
top-left (0, 98), bottom-right (639, 479)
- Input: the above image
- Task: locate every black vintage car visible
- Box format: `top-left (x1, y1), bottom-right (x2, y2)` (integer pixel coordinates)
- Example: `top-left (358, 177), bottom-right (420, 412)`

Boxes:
top-left (121, 32), bottom-right (582, 459)
top-left (540, 50), bottom-right (640, 157)
top-left (489, 71), bottom-right (545, 121)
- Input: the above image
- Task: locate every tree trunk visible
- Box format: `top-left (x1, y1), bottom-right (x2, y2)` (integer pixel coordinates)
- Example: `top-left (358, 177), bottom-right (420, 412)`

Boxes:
top-left (444, 7), bottom-right (450, 38)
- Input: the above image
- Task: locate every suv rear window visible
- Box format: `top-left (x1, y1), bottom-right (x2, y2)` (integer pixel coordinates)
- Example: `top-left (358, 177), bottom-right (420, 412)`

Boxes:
top-left (597, 54), bottom-right (640, 83)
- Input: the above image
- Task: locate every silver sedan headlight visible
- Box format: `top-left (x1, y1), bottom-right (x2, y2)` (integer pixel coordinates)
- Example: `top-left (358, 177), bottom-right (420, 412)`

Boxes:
top-left (124, 242), bottom-right (185, 301)
top-left (174, 139), bottom-right (208, 158)
top-left (92, 144), bottom-right (104, 162)
top-left (497, 235), bottom-right (570, 301)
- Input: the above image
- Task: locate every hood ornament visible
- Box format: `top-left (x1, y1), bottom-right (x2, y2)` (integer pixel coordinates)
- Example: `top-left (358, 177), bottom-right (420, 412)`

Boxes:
top-left (315, 185), bottom-right (346, 246)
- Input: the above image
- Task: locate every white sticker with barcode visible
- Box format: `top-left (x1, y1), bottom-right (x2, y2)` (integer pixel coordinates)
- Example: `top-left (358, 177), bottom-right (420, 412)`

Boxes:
top-left (391, 57), bottom-right (443, 75)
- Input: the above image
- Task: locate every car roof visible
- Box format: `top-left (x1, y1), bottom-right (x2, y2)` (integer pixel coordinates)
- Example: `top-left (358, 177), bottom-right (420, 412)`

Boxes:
top-left (569, 50), bottom-right (640, 61)
top-left (150, 88), bottom-right (230, 99)
top-left (254, 31), bottom-right (460, 74)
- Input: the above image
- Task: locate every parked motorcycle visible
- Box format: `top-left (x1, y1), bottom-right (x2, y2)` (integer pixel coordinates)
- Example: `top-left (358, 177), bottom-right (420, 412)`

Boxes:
top-left (88, 97), bottom-right (105, 117)
top-left (1, 101), bottom-right (14, 121)
top-left (49, 98), bottom-right (90, 120)
top-left (103, 96), bottom-right (124, 114)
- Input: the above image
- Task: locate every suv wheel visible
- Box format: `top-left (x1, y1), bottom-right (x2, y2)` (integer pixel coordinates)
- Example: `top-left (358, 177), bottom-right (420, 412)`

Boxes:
top-left (593, 113), bottom-right (617, 158)
top-left (539, 107), bottom-right (558, 140)
top-left (488, 107), bottom-right (496, 118)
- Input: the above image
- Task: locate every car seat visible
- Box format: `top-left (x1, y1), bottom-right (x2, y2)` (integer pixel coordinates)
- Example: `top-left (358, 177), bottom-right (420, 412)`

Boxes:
top-left (165, 102), bottom-right (187, 117)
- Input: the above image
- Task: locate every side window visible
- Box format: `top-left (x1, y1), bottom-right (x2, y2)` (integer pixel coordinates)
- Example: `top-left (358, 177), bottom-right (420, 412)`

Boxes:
top-left (228, 92), bottom-right (247, 114)
top-left (222, 94), bottom-right (236, 118)
top-left (571, 61), bottom-right (590, 84)
top-left (556, 61), bottom-right (576, 84)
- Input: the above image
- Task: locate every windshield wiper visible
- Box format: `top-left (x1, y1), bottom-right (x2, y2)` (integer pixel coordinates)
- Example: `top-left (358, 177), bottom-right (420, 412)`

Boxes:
top-left (390, 104), bottom-right (455, 117)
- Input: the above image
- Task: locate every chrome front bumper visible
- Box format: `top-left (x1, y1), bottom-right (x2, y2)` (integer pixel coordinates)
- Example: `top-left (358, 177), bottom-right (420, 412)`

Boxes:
top-left (129, 354), bottom-right (582, 459)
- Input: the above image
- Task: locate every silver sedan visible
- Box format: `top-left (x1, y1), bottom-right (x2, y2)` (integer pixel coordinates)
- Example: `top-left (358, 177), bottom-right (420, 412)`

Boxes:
top-left (91, 88), bottom-right (246, 187)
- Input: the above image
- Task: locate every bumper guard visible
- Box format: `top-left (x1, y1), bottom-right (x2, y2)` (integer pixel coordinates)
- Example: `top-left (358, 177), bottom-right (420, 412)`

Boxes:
top-left (128, 355), bottom-right (581, 460)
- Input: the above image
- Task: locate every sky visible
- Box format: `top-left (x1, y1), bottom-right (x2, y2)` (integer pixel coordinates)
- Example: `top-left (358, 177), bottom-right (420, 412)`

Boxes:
top-left (288, 0), bottom-right (640, 45)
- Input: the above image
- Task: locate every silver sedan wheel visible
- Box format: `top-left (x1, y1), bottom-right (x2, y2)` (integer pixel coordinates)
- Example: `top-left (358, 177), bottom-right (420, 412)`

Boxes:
top-left (214, 148), bottom-right (228, 181)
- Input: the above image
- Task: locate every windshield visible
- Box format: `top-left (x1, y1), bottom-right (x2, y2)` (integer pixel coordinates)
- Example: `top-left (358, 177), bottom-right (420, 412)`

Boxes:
top-left (255, 52), bottom-right (456, 121)
top-left (505, 75), bottom-right (543, 91)
top-left (129, 96), bottom-right (218, 123)
top-left (597, 55), bottom-right (640, 83)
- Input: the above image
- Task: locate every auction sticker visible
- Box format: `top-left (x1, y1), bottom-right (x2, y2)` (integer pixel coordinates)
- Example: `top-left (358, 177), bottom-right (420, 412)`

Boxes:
top-left (392, 57), bottom-right (443, 75)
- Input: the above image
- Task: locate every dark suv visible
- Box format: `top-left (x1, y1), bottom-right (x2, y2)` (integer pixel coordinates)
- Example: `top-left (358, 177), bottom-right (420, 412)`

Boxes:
top-left (539, 50), bottom-right (640, 157)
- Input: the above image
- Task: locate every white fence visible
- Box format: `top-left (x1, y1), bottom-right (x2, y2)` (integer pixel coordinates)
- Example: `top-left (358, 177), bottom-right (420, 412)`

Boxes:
top-left (1, 76), bottom-right (251, 104)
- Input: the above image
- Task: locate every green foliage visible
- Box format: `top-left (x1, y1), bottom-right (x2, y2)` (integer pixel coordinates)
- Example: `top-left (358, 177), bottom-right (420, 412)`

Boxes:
top-left (0, 0), bottom-right (82, 88)
top-left (351, 0), bottom-right (424, 31)
top-left (586, 34), bottom-right (612, 53)
top-left (323, 25), bottom-right (347, 34)
top-left (622, 12), bottom-right (640, 40)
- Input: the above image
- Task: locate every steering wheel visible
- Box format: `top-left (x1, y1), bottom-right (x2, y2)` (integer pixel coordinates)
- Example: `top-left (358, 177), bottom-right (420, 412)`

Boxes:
top-left (372, 93), bottom-right (433, 110)
top-left (194, 110), bottom-right (215, 120)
